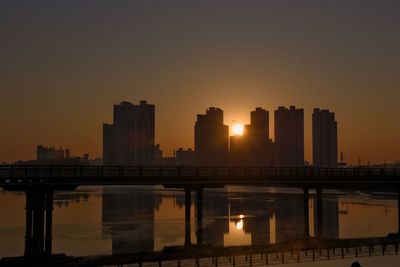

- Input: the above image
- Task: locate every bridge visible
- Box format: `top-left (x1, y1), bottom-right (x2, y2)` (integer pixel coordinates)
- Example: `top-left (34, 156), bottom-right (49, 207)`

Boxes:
top-left (0, 165), bottom-right (400, 262)
top-left (1, 165), bottom-right (400, 189)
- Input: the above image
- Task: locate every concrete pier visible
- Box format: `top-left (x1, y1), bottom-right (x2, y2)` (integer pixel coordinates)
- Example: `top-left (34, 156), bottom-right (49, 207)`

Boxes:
top-left (23, 190), bottom-right (54, 257)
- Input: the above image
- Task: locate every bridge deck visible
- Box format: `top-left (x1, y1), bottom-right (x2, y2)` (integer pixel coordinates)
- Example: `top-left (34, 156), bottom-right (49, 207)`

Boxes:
top-left (1, 166), bottom-right (400, 190)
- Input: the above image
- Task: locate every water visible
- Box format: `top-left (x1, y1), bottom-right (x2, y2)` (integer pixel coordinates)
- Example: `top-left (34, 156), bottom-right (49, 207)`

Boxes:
top-left (0, 186), bottom-right (399, 266)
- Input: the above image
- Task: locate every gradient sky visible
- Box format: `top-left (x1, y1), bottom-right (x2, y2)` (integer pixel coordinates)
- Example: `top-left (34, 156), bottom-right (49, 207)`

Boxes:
top-left (1, 1), bottom-right (399, 164)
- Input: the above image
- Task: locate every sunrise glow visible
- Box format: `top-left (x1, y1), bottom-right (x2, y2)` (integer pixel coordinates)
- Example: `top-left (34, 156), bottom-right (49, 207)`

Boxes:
top-left (232, 123), bottom-right (244, 136)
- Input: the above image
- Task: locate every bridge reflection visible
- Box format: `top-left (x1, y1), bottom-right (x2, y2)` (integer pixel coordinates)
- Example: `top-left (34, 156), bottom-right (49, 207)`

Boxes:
top-left (101, 187), bottom-right (340, 255)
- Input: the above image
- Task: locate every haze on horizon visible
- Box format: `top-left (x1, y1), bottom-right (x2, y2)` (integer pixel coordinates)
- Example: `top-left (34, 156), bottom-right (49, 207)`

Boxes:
top-left (0, 1), bottom-right (399, 164)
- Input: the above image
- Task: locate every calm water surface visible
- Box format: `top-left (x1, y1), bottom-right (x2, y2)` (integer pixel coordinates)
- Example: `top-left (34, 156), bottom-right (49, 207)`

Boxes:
top-left (0, 186), bottom-right (399, 267)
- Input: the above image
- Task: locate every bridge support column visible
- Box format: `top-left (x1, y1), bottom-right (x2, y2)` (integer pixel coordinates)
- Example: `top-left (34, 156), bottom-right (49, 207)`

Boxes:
top-left (24, 191), bottom-right (33, 256)
top-left (184, 188), bottom-right (191, 246)
top-left (24, 189), bottom-right (54, 257)
top-left (303, 188), bottom-right (310, 238)
top-left (316, 188), bottom-right (323, 239)
top-left (45, 190), bottom-right (54, 255)
top-left (196, 188), bottom-right (204, 246)
top-left (32, 191), bottom-right (45, 255)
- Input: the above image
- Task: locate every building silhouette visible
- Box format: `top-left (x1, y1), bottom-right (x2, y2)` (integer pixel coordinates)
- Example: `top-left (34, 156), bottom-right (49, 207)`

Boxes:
top-left (230, 108), bottom-right (273, 166)
top-left (103, 101), bottom-right (155, 165)
top-left (312, 108), bottom-right (338, 168)
top-left (35, 145), bottom-right (90, 165)
top-left (176, 148), bottom-right (196, 166)
top-left (194, 107), bottom-right (229, 166)
top-left (36, 145), bottom-right (65, 162)
top-left (246, 108), bottom-right (273, 166)
top-left (229, 134), bottom-right (248, 165)
top-left (274, 106), bottom-right (304, 167)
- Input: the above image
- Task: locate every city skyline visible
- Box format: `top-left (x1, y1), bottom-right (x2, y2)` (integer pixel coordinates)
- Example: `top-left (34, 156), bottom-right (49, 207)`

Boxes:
top-left (101, 101), bottom-right (335, 167)
top-left (2, 100), bottom-right (399, 165)
top-left (1, 1), bottom-right (400, 164)
top-left (0, 100), bottom-right (399, 167)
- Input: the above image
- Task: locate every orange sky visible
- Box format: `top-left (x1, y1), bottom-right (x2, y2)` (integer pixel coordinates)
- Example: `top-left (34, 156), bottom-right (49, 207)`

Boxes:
top-left (0, 1), bottom-right (399, 164)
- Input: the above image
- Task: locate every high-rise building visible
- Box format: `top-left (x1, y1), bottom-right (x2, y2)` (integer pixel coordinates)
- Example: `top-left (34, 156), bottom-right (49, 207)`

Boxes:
top-left (246, 108), bottom-right (273, 166)
top-left (249, 108), bottom-right (270, 140)
top-left (194, 107), bottom-right (229, 166)
top-left (230, 108), bottom-right (273, 166)
top-left (312, 108), bottom-right (338, 168)
top-left (103, 101), bottom-right (155, 165)
top-left (274, 106), bottom-right (304, 167)
top-left (229, 134), bottom-right (248, 165)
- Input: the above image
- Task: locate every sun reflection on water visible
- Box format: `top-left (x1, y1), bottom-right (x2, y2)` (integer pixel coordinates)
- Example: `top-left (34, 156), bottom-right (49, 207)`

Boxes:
top-left (235, 219), bottom-right (244, 230)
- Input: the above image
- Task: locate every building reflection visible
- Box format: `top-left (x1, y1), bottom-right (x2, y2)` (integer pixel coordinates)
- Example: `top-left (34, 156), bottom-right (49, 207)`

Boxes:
top-left (202, 192), bottom-right (229, 246)
top-left (319, 197), bottom-right (339, 239)
top-left (102, 187), bottom-right (339, 254)
top-left (274, 195), bottom-right (305, 242)
top-left (102, 187), bottom-right (162, 254)
top-left (228, 193), bottom-right (273, 245)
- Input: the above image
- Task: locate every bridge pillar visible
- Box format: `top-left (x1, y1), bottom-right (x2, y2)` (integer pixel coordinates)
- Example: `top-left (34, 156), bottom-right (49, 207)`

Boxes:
top-left (23, 189), bottom-right (54, 257)
top-left (24, 191), bottom-right (33, 256)
top-left (32, 191), bottom-right (46, 255)
top-left (196, 188), bottom-right (204, 246)
top-left (303, 188), bottom-right (310, 238)
top-left (184, 188), bottom-right (191, 246)
top-left (45, 190), bottom-right (54, 255)
top-left (316, 188), bottom-right (323, 239)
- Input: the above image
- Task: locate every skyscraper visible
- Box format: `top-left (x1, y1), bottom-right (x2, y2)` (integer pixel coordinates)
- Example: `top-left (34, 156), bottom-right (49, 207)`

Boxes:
top-left (312, 108), bottom-right (338, 168)
top-left (194, 107), bottom-right (229, 166)
top-left (229, 134), bottom-right (248, 166)
top-left (230, 108), bottom-right (273, 166)
top-left (103, 101), bottom-right (155, 165)
top-left (249, 108), bottom-right (270, 140)
top-left (246, 108), bottom-right (273, 166)
top-left (274, 106), bottom-right (304, 167)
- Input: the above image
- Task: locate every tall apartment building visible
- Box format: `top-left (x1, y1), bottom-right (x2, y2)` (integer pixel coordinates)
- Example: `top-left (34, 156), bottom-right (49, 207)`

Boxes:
top-left (274, 106), bottom-right (304, 167)
top-left (312, 108), bottom-right (338, 168)
top-left (247, 107), bottom-right (273, 166)
top-left (194, 107), bottom-right (229, 166)
top-left (103, 101), bottom-right (155, 165)
top-left (230, 108), bottom-right (273, 166)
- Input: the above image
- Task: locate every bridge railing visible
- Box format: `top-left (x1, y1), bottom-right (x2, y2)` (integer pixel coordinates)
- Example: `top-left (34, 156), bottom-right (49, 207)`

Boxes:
top-left (0, 165), bottom-right (399, 182)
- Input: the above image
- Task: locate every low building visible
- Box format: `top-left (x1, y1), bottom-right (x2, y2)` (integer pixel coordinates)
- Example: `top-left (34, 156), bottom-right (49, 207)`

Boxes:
top-left (176, 148), bottom-right (196, 166)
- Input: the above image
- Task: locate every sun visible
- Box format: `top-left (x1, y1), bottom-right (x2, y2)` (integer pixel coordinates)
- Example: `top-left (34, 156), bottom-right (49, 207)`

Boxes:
top-left (232, 123), bottom-right (244, 136)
